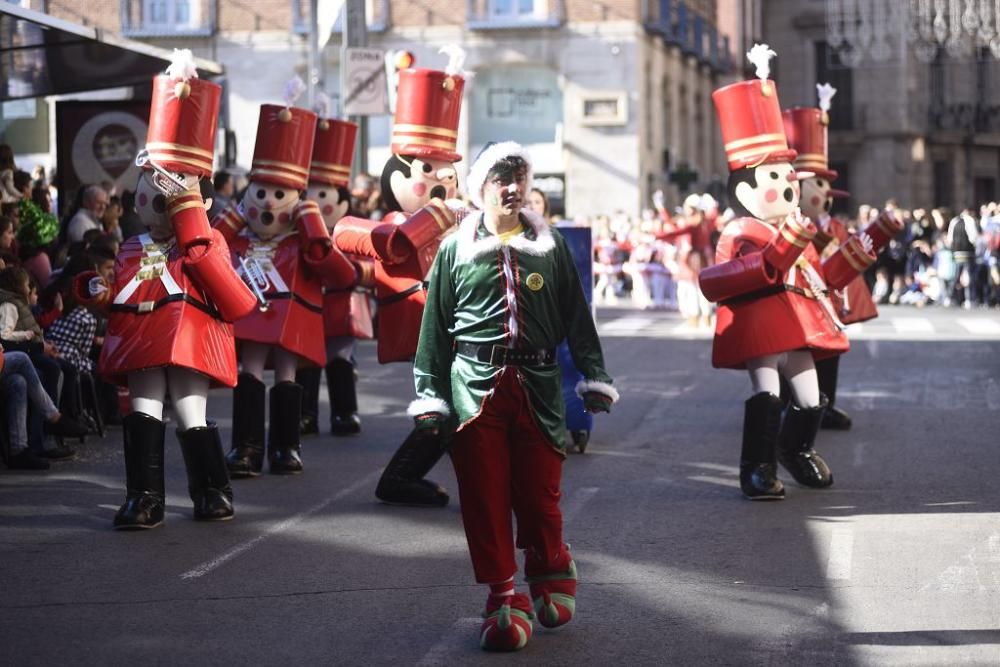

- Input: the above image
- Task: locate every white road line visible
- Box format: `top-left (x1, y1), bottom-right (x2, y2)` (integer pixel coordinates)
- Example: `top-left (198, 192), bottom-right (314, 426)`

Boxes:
top-left (956, 318), bottom-right (1000, 335)
top-left (179, 470), bottom-right (381, 580)
top-left (562, 486), bottom-right (599, 524)
top-left (844, 323), bottom-right (864, 335)
top-left (826, 526), bottom-right (855, 581)
top-left (599, 316), bottom-right (654, 332)
top-left (891, 317), bottom-right (935, 334)
top-left (416, 617), bottom-right (481, 666)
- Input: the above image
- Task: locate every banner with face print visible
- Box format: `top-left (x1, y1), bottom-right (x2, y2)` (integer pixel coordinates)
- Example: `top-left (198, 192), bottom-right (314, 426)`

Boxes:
top-left (55, 100), bottom-right (149, 202)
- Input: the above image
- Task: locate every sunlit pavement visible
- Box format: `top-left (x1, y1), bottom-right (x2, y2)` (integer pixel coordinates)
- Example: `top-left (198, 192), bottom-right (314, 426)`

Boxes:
top-left (2, 305), bottom-right (999, 666)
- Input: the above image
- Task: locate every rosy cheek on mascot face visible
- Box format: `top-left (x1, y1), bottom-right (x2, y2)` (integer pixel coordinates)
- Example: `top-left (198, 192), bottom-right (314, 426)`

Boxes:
top-left (322, 204), bottom-right (334, 215)
top-left (412, 182), bottom-right (427, 198)
top-left (447, 187), bottom-right (456, 199)
top-left (248, 207), bottom-right (259, 220)
top-left (811, 195), bottom-right (821, 207)
top-left (278, 212), bottom-right (290, 225)
top-left (138, 193), bottom-right (148, 207)
top-left (764, 189), bottom-right (778, 203)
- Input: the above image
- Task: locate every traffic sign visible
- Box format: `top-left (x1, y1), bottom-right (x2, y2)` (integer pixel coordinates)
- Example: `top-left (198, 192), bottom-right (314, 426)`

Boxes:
top-left (343, 47), bottom-right (388, 116)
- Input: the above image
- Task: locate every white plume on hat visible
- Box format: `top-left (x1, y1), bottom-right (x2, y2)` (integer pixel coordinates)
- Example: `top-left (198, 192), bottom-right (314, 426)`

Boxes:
top-left (747, 43), bottom-right (776, 80)
top-left (816, 82), bottom-right (837, 112)
top-left (165, 49), bottom-right (198, 81)
top-left (465, 141), bottom-right (533, 210)
top-left (439, 44), bottom-right (472, 79)
top-left (315, 91), bottom-right (332, 118)
top-left (284, 75), bottom-right (307, 108)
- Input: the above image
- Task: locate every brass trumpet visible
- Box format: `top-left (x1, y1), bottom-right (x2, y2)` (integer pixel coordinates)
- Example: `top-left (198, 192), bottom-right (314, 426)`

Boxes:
top-left (239, 254), bottom-right (271, 312)
top-left (135, 148), bottom-right (189, 196)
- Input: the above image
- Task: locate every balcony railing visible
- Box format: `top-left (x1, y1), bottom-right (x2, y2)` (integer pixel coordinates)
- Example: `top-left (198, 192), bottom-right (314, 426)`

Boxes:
top-left (466, 0), bottom-right (565, 30)
top-left (120, 0), bottom-right (215, 37)
top-left (641, 0), bottom-right (732, 72)
top-left (292, 0), bottom-right (388, 35)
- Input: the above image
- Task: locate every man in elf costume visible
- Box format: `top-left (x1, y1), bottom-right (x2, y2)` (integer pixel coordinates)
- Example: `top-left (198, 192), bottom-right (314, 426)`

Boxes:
top-left (698, 45), bottom-right (878, 501)
top-left (782, 87), bottom-right (904, 430)
top-left (334, 53), bottom-right (465, 507)
top-left (78, 50), bottom-right (258, 529)
top-left (213, 85), bottom-right (359, 477)
top-left (296, 108), bottom-right (375, 437)
top-left (411, 141), bottom-right (617, 651)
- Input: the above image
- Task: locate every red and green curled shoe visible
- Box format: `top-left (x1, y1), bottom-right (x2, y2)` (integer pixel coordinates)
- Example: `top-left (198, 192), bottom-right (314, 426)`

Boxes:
top-left (479, 592), bottom-right (534, 651)
top-left (526, 559), bottom-right (578, 628)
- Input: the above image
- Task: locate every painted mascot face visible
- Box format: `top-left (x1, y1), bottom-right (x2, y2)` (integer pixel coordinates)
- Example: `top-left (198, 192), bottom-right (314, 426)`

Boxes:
top-left (135, 169), bottom-right (201, 242)
top-left (305, 183), bottom-right (351, 232)
top-left (732, 161), bottom-right (800, 222)
top-left (241, 180), bottom-right (299, 240)
top-left (381, 155), bottom-right (458, 215)
top-left (798, 175), bottom-right (834, 221)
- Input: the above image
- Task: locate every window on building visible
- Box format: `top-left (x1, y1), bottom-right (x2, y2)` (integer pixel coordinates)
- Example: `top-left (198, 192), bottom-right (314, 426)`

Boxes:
top-left (933, 160), bottom-right (953, 209)
top-left (490, 0), bottom-right (537, 18)
top-left (814, 41), bottom-right (853, 130)
top-left (142, 0), bottom-right (200, 31)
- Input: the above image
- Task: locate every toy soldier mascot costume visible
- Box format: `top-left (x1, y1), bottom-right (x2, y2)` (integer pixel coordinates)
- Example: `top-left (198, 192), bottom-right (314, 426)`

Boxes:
top-left (411, 141), bottom-right (617, 651)
top-left (782, 86), bottom-right (903, 430)
top-left (78, 50), bottom-right (258, 528)
top-left (334, 50), bottom-right (466, 506)
top-left (213, 80), bottom-right (359, 476)
top-left (698, 45), bottom-right (878, 500)
top-left (296, 103), bottom-right (373, 436)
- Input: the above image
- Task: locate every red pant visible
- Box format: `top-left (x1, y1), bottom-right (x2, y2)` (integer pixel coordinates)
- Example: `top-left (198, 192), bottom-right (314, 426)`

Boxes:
top-left (450, 370), bottom-right (569, 584)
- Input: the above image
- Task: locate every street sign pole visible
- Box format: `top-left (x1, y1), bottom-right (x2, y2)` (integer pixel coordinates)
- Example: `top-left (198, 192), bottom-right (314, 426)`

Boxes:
top-left (307, 0), bottom-right (320, 108)
top-left (341, 0), bottom-right (368, 175)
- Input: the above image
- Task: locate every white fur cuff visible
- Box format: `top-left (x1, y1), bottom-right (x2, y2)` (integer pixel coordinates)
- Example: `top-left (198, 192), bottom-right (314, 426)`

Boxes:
top-left (407, 397), bottom-right (452, 418)
top-left (575, 380), bottom-right (620, 404)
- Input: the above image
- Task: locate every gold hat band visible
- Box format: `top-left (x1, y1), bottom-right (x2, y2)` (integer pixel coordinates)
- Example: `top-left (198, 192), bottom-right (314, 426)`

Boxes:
top-left (392, 123), bottom-right (458, 139)
top-left (146, 141), bottom-right (214, 159)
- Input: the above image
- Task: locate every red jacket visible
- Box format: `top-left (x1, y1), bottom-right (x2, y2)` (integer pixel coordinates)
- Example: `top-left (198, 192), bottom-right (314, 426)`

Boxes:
top-left (700, 217), bottom-right (849, 369)
top-left (815, 219), bottom-right (878, 325)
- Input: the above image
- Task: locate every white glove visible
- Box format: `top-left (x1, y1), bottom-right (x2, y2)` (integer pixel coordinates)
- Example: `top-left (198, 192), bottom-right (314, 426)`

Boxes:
top-left (858, 231), bottom-right (874, 253)
top-left (818, 214), bottom-right (832, 232)
top-left (652, 189), bottom-right (665, 210)
top-left (89, 276), bottom-right (109, 297)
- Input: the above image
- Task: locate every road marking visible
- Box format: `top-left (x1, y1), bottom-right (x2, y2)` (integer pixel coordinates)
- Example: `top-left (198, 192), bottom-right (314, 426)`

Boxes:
top-left (416, 617), bottom-right (480, 666)
top-left (562, 486), bottom-right (598, 524)
top-left (957, 318), bottom-right (1000, 335)
top-left (687, 474), bottom-right (739, 490)
top-left (826, 526), bottom-right (854, 580)
top-left (179, 470), bottom-right (381, 580)
top-left (599, 316), bottom-right (653, 332)
top-left (844, 323), bottom-right (864, 335)
top-left (891, 317), bottom-right (934, 334)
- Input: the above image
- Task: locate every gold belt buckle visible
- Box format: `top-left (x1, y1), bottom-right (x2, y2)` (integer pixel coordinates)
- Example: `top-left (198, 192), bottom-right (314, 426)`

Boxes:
top-left (137, 301), bottom-right (155, 313)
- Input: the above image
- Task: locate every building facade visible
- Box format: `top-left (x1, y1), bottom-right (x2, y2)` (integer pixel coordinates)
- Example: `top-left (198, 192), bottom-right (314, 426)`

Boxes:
top-left (760, 0), bottom-right (1000, 212)
top-left (23, 0), bottom-right (739, 217)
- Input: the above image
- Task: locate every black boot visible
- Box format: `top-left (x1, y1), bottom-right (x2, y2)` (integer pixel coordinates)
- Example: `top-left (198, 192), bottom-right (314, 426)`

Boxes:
top-left (778, 397), bottom-right (834, 488)
top-left (269, 381), bottom-right (304, 474)
top-left (375, 428), bottom-right (449, 507)
top-left (296, 365), bottom-right (321, 436)
top-left (817, 356), bottom-right (852, 430)
top-left (327, 358), bottom-right (361, 436)
top-left (740, 392), bottom-right (785, 500)
top-left (113, 412), bottom-right (166, 530)
top-left (226, 373), bottom-right (266, 478)
top-left (178, 424), bottom-right (234, 521)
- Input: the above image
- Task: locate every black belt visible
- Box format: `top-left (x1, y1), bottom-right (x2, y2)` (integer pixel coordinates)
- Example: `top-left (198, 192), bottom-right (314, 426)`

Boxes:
top-left (110, 293), bottom-right (221, 320)
top-left (266, 292), bottom-right (324, 314)
top-left (720, 283), bottom-right (815, 307)
top-left (454, 341), bottom-right (556, 367)
top-left (377, 282), bottom-right (426, 307)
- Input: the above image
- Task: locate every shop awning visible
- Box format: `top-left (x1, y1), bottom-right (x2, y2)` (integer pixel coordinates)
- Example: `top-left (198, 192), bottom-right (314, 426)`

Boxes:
top-left (0, 3), bottom-right (223, 101)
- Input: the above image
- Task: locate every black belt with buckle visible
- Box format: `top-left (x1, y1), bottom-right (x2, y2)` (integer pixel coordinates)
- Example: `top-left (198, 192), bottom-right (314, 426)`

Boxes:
top-left (110, 293), bottom-right (221, 320)
top-left (454, 341), bottom-right (556, 367)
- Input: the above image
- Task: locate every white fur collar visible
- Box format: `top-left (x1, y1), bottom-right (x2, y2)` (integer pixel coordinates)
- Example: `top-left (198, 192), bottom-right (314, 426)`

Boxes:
top-left (455, 209), bottom-right (555, 261)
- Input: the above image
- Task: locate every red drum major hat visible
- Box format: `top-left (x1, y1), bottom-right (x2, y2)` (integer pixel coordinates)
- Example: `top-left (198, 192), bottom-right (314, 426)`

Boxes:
top-left (782, 108), bottom-right (838, 180)
top-left (712, 44), bottom-right (796, 172)
top-left (310, 118), bottom-right (358, 187)
top-left (145, 50), bottom-right (220, 178)
top-left (391, 68), bottom-right (464, 162)
top-left (251, 83), bottom-right (317, 191)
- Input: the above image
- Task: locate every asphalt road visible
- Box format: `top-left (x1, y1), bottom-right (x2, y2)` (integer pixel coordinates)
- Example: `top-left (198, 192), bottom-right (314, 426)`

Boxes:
top-left (2, 305), bottom-right (999, 666)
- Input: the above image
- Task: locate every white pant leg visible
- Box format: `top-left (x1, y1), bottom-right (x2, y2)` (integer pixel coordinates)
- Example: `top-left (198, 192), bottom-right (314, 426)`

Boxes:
top-left (779, 350), bottom-right (820, 408)
top-left (128, 368), bottom-right (168, 420)
top-left (272, 348), bottom-right (299, 384)
top-left (167, 367), bottom-right (209, 430)
top-left (746, 354), bottom-right (783, 397)
top-left (241, 342), bottom-right (270, 381)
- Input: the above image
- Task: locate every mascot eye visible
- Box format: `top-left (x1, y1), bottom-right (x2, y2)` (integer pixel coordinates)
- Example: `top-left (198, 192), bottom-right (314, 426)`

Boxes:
top-left (770, 172), bottom-right (779, 180)
top-left (817, 180), bottom-right (825, 188)
top-left (422, 162), bottom-right (433, 174)
top-left (275, 190), bottom-right (285, 200)
top-left (256, 189), bottom-right (266, 199)
top-left (319, 191), bottom-right (327, 199)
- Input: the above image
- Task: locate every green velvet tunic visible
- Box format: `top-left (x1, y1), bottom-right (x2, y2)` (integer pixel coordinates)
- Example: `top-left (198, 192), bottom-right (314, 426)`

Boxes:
top-left (411, 210), bottom-right (614, 451)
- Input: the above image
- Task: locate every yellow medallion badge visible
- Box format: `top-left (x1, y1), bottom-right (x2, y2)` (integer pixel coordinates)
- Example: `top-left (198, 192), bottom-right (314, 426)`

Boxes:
top-left (525, 273), bottom-right (544, 291)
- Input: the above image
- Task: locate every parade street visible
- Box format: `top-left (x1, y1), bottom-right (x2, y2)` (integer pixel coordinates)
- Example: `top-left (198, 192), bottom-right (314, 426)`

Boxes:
top-left (2, 305), bottom-right (999, 667)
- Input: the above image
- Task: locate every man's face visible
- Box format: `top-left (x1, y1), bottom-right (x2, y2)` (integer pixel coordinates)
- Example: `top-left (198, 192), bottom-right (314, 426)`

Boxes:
top-left (88, 190), bottom-right (109, 218)
top-left (482, 167), bottom-right (527, 218)
top-left (97, 259), bottom-right (115, 282)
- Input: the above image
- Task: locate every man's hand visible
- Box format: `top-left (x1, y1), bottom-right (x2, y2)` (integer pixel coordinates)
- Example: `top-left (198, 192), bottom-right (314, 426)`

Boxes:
top-left (43, 340), bottom-right (59, 358)
top-left (583, 392), bottom-right (613, 414)
top-left (414, 412), bottom-right (444, 434)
